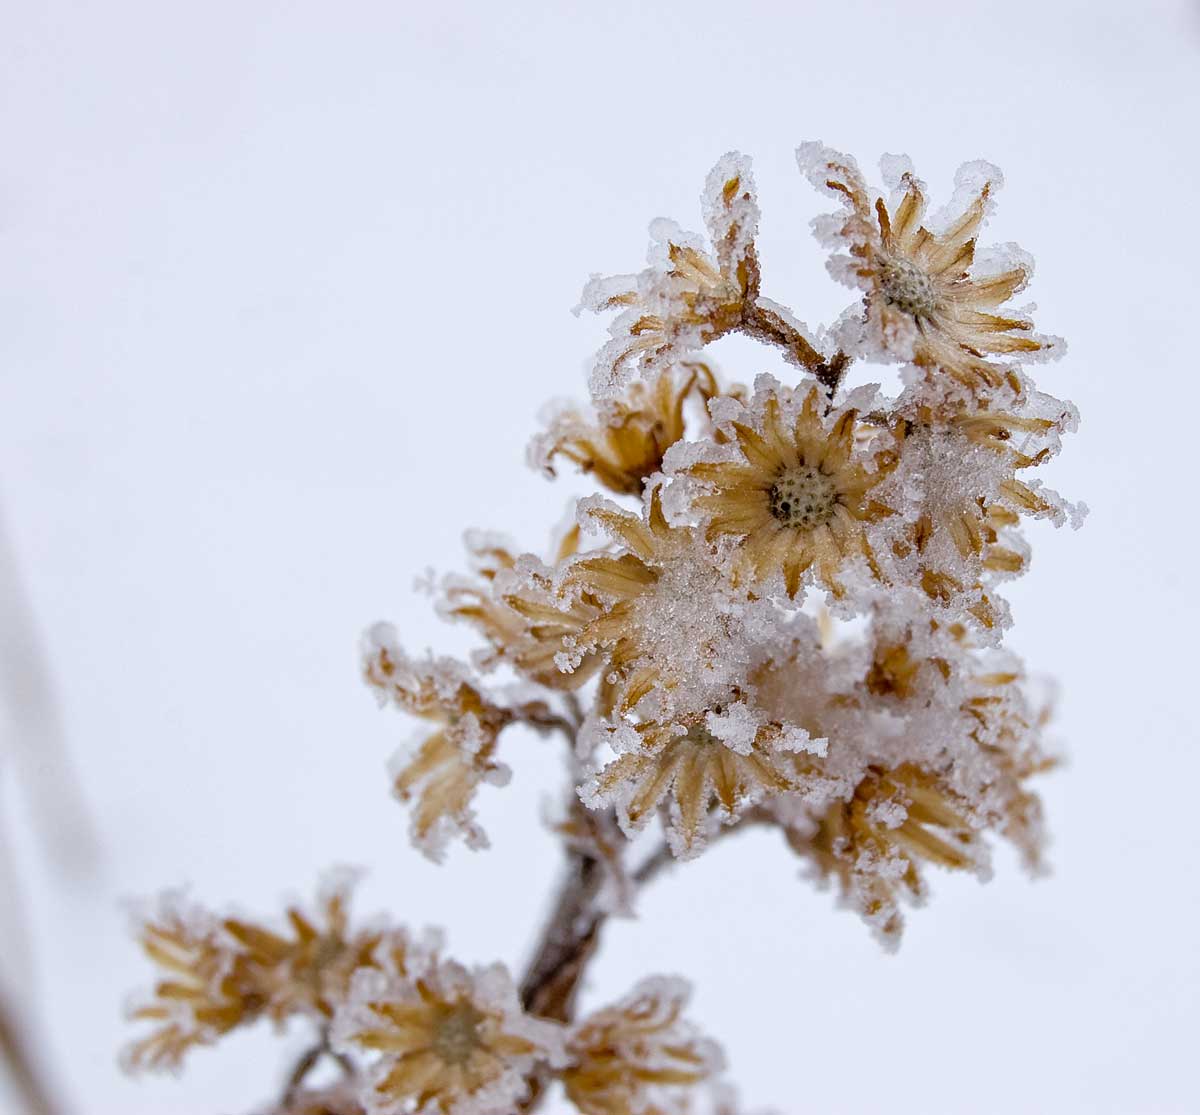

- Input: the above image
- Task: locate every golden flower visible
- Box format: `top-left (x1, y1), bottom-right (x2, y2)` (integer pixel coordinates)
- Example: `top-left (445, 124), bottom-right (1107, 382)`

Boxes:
top-left (124, 877), bottom-right (402, 1073)
top-left (362, 624), bottom-right (514, 859)
top-left (562, 976), bottom-right (724, 1115)
top-left (532, 362), bottom-right (732, 495)
top-left (796, 763), bottom-right (984, 948)
top-left (581, 155), bottom-right (760, 398)
top-left (678, 385), bottom-right (898, 598)
top-left (336, 960), bottom-right (564, 1115)
top-left (583, 712), bottom-right (803, 856)
top-left (799, 143), bottom-right (1056, 390)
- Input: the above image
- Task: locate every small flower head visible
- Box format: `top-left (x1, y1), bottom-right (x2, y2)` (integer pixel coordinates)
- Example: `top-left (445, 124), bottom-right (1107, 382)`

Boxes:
top-left (796, 763), bottom-right (986, 948)
top-left (362, 624), bottom-right (514, 859)
top-left (531, 362), bottom-right (730, 495)
top-left (581, 154), bottom-right (760, 398)
top-left (437, 528), bottom-right (605, 690)
top-left (798, 143), bottom-right (1058, 390)
top-left (678, 383), bottom-right (898, 598)
top-left (582, 711), bottom-right (803, 857)
top-left (335, 960), bottom-right (564, 1115)
top-left (123, 874), bottom-right (400, 1073)
top-left (563, 976), bottom-right (725, 1115)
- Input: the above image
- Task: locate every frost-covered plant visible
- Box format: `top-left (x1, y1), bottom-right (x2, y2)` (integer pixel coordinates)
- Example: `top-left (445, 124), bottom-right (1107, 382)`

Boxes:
top-left (124, 143), bottom-right (1082, 1114)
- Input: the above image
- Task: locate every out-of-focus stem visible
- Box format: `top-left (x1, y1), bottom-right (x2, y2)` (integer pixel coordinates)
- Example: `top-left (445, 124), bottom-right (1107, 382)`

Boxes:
top-left (0, 993), bottom-right (59, 1115)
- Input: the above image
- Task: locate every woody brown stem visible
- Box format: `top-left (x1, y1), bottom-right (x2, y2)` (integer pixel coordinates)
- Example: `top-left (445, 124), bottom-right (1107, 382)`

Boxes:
top-left (741, 301), bottom-right (850, 396)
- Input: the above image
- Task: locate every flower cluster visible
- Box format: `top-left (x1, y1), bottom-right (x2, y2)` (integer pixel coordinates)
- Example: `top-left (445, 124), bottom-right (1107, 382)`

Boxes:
top-left (126, 141), bottom-right (1080, 1114)
top-left (127, 876), bottom-right (730, 1115)
top-left (364, 142), bottom-right (1079, 945)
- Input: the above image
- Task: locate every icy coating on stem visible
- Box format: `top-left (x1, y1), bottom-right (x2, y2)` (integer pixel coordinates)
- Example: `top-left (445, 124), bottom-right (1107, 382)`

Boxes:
top-left (124, 143), bottom-right (1082, 1115)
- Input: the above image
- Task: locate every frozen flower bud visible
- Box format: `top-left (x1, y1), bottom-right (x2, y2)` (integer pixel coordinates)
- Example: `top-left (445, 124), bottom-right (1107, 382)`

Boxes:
top-left (562, 976), bottom-right (726, 1115)
top-left (334, 958), bottom-right (566, 1115)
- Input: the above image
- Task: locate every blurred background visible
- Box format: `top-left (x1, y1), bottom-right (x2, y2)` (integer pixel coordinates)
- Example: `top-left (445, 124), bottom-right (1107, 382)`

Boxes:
top-left (1, 1), bottom-right (1198, 1111)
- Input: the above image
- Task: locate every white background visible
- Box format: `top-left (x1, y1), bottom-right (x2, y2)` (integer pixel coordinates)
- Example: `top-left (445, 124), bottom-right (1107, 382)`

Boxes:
top-left (2, 1), bottom-right (1198, 1112)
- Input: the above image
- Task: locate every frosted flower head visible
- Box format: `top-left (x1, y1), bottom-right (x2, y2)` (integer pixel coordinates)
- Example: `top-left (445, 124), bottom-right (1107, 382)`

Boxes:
top-left (791, 763), bottom-right (987, 948)
top-left (563, 976), bottom-right (726, 1115)
top-left (798, 143), bottom-right (1058, 390)
top-left (581, 154), bottom-right (760, 399)
top-left (335, 959), bottom-right (565, 1115)
top-left (438, 528), bottom-right (607, 690)
top-left (560, 489), bottom-right (768, 720)
top-left (674, 381), bottom-right (899, 600)
top-left (362, 624), bottom-right (515, 859)
top-left (530, 362), bottom-right (735, 496)
top-left (123, 875), bottom-right (409, 1073)
top-left (581, 710), bottom-right (804, 858)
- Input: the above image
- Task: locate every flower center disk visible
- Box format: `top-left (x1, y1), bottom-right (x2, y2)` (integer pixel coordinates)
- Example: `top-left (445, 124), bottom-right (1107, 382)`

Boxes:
top-left (877, 255), bottom-right (938, 317)
top-left (768, 465), bottom-right (838, 530)
top-left (431, 1001), bottom-right (484, 1066)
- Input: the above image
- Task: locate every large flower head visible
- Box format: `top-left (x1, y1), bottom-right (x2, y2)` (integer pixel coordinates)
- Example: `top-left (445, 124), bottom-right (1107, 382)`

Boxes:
top-left (563, 976), bottom-right (725, 1115)
top-left (335, 959), bottom-right (564, 1115)
top-left (675, 380), bottom-right (899, 599)
top-left (798, 143), bottom-right (1059, 390)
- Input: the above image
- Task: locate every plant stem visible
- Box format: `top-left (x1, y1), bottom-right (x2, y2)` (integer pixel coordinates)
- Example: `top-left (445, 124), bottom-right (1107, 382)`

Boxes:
top-left (0, 994), bottom-right (58, 1115)
top-left (741, 301), bottom-right (850, 396)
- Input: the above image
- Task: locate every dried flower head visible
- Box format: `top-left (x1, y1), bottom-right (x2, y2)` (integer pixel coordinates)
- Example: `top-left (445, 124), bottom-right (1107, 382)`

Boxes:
top-left (581, 155), bottom-right (761, 399)
top-left (563, 976), bottom-right (725, 1115)
top-left (531, 362), bottom-right (732, 495)
top-left (335, 960), bottom-right (564, 1115)
top-left (676, 381), bottom-right (899, 598)
top-left (582, 712), bottom-right (808, 858)
top-left (363, 623), bottom-right (515, 859)
top-left (798, 143), bottom-right (1059, 389)
top-left (793, 763), bottom-right (985, 948)
top-left (124, 874), bottom-right (408, 1072)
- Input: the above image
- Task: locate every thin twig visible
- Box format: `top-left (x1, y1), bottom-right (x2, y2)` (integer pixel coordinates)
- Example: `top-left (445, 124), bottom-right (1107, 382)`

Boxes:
top-left (280, 1026), bottom-right (337, 1107)
top-left (741, 301), bottom-right (851, 395)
